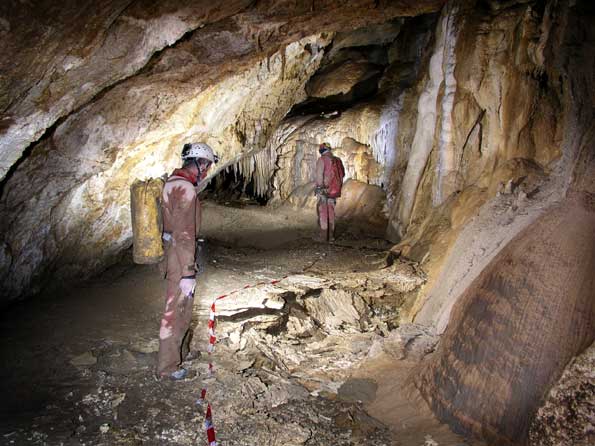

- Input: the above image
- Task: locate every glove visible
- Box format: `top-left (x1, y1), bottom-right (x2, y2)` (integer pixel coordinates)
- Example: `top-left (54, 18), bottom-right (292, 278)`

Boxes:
top-left (179, 277), bottom-right (196, 297)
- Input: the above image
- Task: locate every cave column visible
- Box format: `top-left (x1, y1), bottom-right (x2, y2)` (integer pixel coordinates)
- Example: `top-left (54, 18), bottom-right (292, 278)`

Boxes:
top-left (395, 1), bottom-right (459, 236)
top-left (432, 5), bottom-right (460, 207)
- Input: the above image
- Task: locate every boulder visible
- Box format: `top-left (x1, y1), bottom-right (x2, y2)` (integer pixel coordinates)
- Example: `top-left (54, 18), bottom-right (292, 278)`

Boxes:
top-left (416, 194), bottom-right (595, 445)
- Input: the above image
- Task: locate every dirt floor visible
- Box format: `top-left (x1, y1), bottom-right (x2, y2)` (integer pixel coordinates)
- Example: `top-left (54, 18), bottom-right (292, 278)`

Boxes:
top-left (0, 202), bottom-right (484, 446)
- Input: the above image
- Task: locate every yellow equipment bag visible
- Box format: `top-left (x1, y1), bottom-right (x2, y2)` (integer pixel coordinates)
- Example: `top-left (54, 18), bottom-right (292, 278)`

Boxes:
top-left (130, 178), bottom-right (165, 264)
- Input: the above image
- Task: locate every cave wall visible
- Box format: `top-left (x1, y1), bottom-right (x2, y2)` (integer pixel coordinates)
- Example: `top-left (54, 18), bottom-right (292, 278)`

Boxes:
top-left (0, 31), bottom-right (329, 302)
top-left (394, 0), bottom-right (564, 236)
top-left (0, 0), bottom-right (254, 181)
top-left (410, 0), bottom-right (595, 444)
top-left (392, 0), bottom-right (564, 239)
top-left (385, 0), bottom-right (583, 329)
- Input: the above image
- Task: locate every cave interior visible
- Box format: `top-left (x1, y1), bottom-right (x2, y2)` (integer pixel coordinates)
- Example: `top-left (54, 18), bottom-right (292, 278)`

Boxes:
top-left (0, 0), bottom-right (594, 445)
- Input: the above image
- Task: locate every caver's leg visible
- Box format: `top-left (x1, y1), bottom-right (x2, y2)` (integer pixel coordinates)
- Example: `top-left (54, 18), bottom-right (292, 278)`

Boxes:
top-left (317, 198), bottom-right (329, 242)
top-left (327, 199), bottom-right (336, 242)
top-left (157, 279), bottom-right (191, 376)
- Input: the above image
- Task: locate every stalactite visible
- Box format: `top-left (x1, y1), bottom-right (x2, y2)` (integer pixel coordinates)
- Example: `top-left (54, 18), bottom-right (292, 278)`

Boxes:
top-left (227, 144), bottom-right (278, 198)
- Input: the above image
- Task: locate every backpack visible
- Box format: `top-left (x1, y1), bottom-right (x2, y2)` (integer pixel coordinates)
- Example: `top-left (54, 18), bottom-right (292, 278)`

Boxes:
top-left (325, 156), bottom-right (345, 198)
top-left (130, 177), bottom-right (165, 264)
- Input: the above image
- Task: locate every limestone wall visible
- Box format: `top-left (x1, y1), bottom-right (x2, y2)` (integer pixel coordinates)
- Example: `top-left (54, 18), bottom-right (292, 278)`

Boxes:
top-left (408, 1), bottom-right (595, 444)
top-left (417, 193), bottom-right (595, 444)
top-left (389, 0), bottom-right (583, 329)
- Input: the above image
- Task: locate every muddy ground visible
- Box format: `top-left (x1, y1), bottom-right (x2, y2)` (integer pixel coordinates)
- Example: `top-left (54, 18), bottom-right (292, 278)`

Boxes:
top-left (0, 203), bottom-right (483, 446)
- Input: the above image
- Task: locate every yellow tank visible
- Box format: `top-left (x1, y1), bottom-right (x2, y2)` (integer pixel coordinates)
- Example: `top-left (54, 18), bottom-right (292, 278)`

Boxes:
top-left (130, 178), bottom-right (165, 264)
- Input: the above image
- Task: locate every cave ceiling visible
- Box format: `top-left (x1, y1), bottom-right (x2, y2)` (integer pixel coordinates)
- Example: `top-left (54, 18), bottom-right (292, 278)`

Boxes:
top-left (0, 0), bottom-right (446, 181)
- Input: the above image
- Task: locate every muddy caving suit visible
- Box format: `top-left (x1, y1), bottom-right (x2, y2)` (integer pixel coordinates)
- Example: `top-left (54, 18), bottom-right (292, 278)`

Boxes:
top-left (157, 169), bottom-right (202, 376)
top-left (315, 152), bottom-right (344, 239)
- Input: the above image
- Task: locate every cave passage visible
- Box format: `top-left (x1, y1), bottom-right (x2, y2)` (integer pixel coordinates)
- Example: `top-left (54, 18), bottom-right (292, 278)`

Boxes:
top-left (0, 204), bottom-right (476, 445)
top-left (203, 164), bottom-right (271, 206)
top-left (1, 0), bottom-right (594, 445)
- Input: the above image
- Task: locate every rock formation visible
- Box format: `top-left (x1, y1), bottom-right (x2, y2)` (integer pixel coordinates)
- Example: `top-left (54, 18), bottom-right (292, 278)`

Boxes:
top-left (0, 0), bottom-right (445, 182)
top-left (406, 1), bottom-right (595, 444)
top-left (529, 340), bottom-right (595, 446)
top-left (416, 192), bottom-right (595, 444)
top-left (0, 1), bottom-right (445, 303)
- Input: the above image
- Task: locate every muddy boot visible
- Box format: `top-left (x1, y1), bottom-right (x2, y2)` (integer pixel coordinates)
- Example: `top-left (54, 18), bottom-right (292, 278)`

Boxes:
top-left (168, 368), bottom-right (188, 381)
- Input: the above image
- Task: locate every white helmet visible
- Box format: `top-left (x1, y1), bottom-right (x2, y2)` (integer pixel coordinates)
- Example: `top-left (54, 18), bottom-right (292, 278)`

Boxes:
top-left (181, 142), bottom-right (219, 164)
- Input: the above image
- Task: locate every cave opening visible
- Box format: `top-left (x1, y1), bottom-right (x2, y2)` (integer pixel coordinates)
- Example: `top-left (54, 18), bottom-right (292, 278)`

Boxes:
top-left (203, 166), bottom-right (271, 206)
top-left (1, 1), bottom-right (594, 446)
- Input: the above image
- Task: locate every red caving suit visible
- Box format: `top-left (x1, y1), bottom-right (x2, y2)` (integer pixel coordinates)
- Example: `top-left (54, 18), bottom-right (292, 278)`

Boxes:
top-left (157, 168), bottom-right (202, 376)
top-left (315, 152), bottom-right (342, 238)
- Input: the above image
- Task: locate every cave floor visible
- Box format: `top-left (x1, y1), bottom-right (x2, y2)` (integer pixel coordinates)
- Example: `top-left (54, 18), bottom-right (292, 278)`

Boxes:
top-left (0, 204), bottom-right (483, 446)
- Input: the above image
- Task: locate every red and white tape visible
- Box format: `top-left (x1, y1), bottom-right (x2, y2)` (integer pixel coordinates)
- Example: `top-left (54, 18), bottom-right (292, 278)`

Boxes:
top-left (197, 275), bottom-right (290, 445)
top-left (204, 403), bottom-right (216, 446)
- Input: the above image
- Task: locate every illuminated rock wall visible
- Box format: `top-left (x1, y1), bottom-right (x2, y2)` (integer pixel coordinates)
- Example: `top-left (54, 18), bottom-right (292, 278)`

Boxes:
top-left (409, 1), bottom-right (595, 444)
top-left (389, 0), bottom-right (588, 331)
top-left (0, 0), bottom-right (594, 443)
top-left (0, 33), bottom-right (329, 301)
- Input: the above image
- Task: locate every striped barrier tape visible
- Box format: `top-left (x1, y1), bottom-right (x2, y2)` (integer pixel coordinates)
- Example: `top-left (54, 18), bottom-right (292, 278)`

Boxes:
top-left (196, 274), bottom-right (290, 445)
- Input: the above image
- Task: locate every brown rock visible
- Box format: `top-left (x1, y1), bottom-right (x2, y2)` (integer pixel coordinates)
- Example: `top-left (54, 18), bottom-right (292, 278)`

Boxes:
top-left (334, 138), bottom-right (383, 184)
top-left (416, 194), bottom-right (595, 445)
top-left (335, 180), bottom-right (387, 234)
